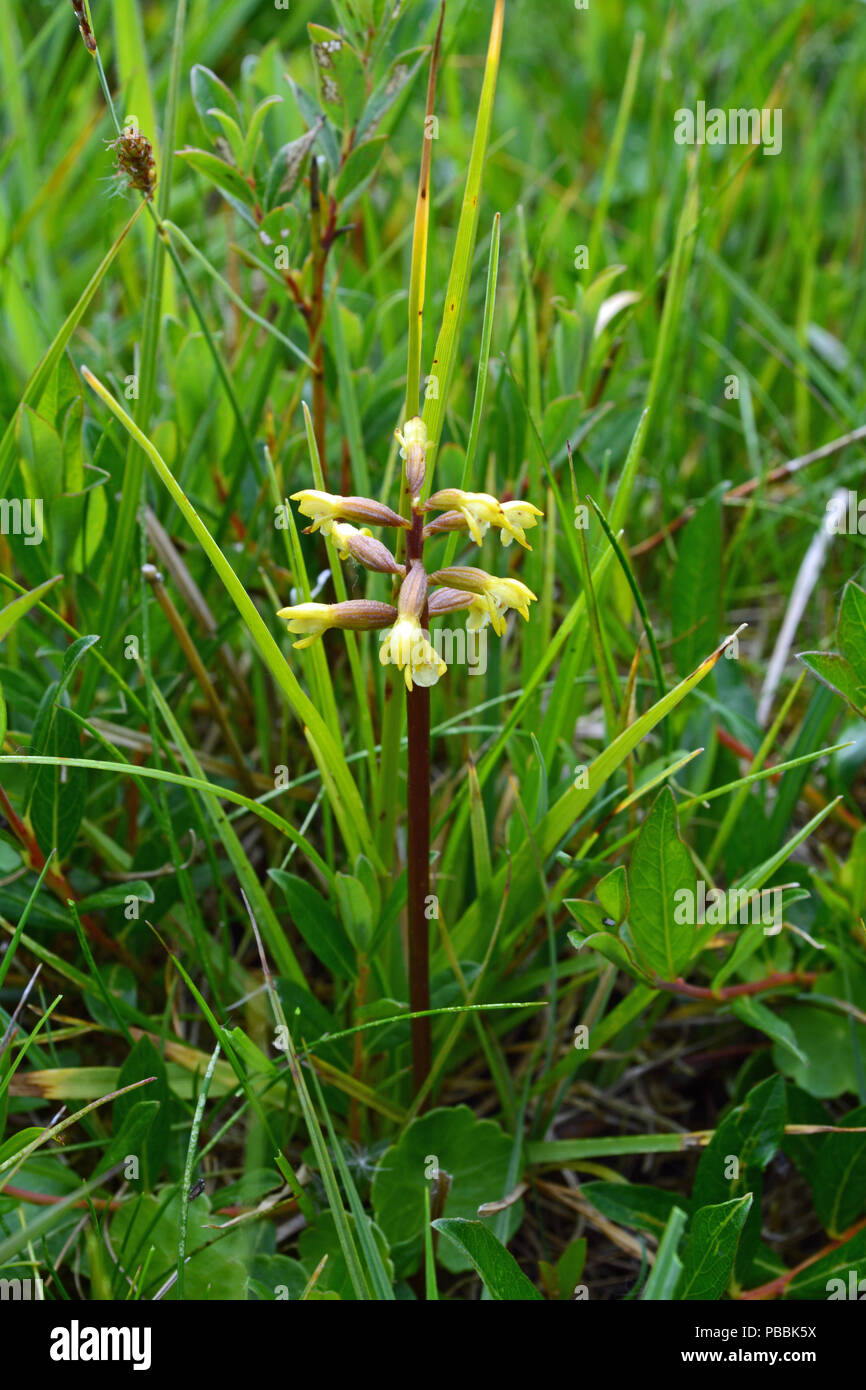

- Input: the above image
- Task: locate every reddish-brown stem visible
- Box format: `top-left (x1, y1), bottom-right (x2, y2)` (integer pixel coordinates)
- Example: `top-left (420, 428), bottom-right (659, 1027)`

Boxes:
top-left (307, 161), bottom-right (337, 488)
top-left (656, 970), bottom-right (819, 1001)
top-left (406, 511), bottom-right (431, 1100)
top-left (738, 1214), bottom-right (866, 1300)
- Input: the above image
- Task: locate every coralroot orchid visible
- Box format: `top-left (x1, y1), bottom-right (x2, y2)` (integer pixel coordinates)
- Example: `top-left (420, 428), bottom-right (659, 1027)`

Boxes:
top-left (279, 419), bottom-right (541, 686)
top-left (278, 413), bottom-right (542, 1097)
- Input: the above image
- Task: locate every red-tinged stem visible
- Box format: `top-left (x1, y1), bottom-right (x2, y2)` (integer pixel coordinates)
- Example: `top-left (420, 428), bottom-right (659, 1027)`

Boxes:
top-left (656, 970), bottom-right (819, 1002)
top-left (406, 511), bottom-right (431, 1100)
top-left (738, 1214), bottom-right (866, 1300)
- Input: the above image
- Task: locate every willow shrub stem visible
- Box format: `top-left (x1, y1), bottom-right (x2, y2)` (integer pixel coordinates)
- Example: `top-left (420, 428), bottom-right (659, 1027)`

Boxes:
top-left (406, 511), bottom-right (432, 1098)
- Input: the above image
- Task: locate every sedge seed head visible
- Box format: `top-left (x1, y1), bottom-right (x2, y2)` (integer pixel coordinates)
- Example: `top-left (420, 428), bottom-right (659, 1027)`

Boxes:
top-left (108, 129), bottom-right (157, 200)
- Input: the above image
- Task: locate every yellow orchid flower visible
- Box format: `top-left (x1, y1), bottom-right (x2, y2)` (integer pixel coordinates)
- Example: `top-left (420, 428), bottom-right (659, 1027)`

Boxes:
top-left (424, 489), bottom-right (506, 546)
top-left (425, 489), bottom-right (542, 549)
top-left (291, 489), bottom-right (407, 534)
top-left (429, 567), bottom-right (537, 637)
top-left (275, 601), bottom-right (336, 649)
top-left (277, 599), bottom-right (398, 649)
top-left (379, 614), bottom-right (447, 691)
top-left (498, 500), bottom-right (544, 548)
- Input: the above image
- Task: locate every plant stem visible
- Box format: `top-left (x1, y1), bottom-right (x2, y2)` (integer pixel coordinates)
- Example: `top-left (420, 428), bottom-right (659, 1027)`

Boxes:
top-left (406, 511), bottom-right (432, 1099)
top-left (308, 158), bottom-right (330, 487)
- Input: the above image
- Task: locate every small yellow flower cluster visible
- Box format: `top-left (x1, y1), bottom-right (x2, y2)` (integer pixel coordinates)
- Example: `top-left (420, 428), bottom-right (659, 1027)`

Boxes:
top-left (277, 416), bottom-right (542, 690)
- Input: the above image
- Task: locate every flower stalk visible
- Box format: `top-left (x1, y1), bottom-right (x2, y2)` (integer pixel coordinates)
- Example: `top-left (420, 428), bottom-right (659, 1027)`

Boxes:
top-left (406, 510), bottom-right (432, 1096)
top-left (279, 420), bottom-right (541, 1102)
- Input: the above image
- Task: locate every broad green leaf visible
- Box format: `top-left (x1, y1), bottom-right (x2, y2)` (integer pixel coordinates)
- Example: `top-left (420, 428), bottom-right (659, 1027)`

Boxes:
top-left (582, 1182), bottom-right (688, 1237)
top-left (113, 1037), bottom-right (170, 1191)
top-left (692, 1076), bottom-right (785, 1209)
top-left (691, 1075), bottom-right (785, 1281)
top-left (0, 576), bottom-right (61, 642)
top-left (30, 705), bottom-right (86, 860)
top-left (355, 46), bottom-right (428, 143)
top-left (567, 927), bottom-right (649, 982)
top-left (786, 1227), bottom-right (866, 1299)
top-left (781, 1084), bottom-right (831, 1176)
top-left (77, 881), bottom-right (156, 912)
top-left (242, 95), bottom-right (283, 175)
top-left (676, 1194), bottom-right (753, 1300)
top-left (16, 404), bottom-right (63, 504)
top-left (269, 870), bottom-right (356, 979)
top-left (433, 1219), bottom-right (542, 1300)
top-left (190, 64), bottom-right (242, 144)
top-left (798, 652), bottom-right (865, 716)
top-left (772, 994), bottom-right (866, 1100)
top-left (249, 1253), bottom-right (308, 1300)
top-left (555, 1238), bottom-right (587, 1298)
top-left (371, 1105), bottom-right (520, 1275)
top-left (0, 1163), bottom-right (124, 1266)
top-left (176, 148), bottom-right (258, 220)
top-left (596, 865), bottom-right (629, 925)
top-left (811, 1103), bottom-right (866, 1237)
top-left (837, 581), bottom-right (866, 685)
top-left (334, 135), bottom-right (387, 207)
top-left (109, 1191), bottom-right (249, 1299)
top-left (626, 787), bottom-right (697, 979)
top-left (298, 1211), bottom-right (392, 1301)
top-left (0, 1128), bottom-right (43, 1168)
top-left (93, 1100), bottom-right (158, 1180)
top-left (334, 872), bottom-right (374, 954)
top-left (264, 125), bottom-right (322, 207)
top-left (730, 996), bottom-right (808, 1067)
top-left (308, 24), bottom-right (365, 119)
